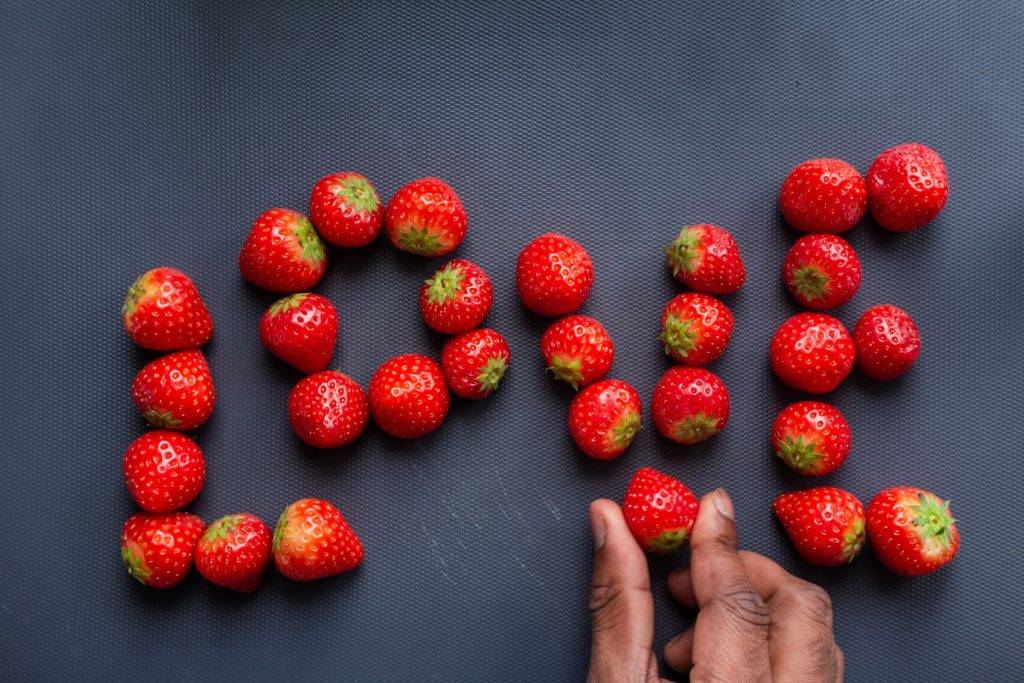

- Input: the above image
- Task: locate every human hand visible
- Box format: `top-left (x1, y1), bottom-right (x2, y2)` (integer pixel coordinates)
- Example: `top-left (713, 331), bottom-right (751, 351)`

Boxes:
top-left (587, 488), bottom-right (843, 682)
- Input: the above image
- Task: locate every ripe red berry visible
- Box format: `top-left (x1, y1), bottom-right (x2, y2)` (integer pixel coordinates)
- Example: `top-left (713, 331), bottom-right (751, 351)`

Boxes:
top-left (773, 487), bottom-right (866, 566)
top-left (853, 304), bottom-right (921, 380)
top-left (123, 430), bottom-right (206, 513)
top-left (622, 467), bottom-right (699, 553)
top-left (368, 354), bottom-right (449, 439)
top-left (419, 259), bottom-right (493, 334)
top-left (441, 328), bottom-right (510, 399)
top-left (867, 487), bottom-right (959, 576)
top-left (664, 224), bottom-right (745, 294)
top-left (867, 143), bottom-right (948, 232)
top-left (567, 379), bottom-right (642, 460)
top-left (308, 172), bottom-right (383, 247)
top-left (385, 177), bottom-right (467, 256)
top-left (273, 498), bottom-right (365, 581)
top-left (540, 315), bottom-right (614, 389)
top-left (122, 267), bottom-right (213, 351)
top-left (769, 313), bottom-right (854, 394)
top-left (779, 158), bottom-right (867, 234)
top-left (651, 366), bottom-right (729, 445)
top-left (288, 370), bottom-right (369, 448)
top-left (259, 292), bottom-right (338, 374)
top-left (782, 234), bottom-right (862, 310)
top-left (771, 402), bottom-right (851, 476)
top-left (658, 292), bottom-right (734, 365)
top-left (239, 208), bottom-right (327, 292)
top-left (195, 513), bottom-right (273, 593)
top-left (131, 350), bottom-right (216, 430)
top-left (516, 233), bottom-right (594, 316)
top-left (121, 512), bottom-right (204, 589)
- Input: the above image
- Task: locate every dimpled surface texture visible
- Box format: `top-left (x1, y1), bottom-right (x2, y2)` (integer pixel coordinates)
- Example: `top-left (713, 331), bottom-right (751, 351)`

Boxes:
top-left (259, 292), bottom-right (338, 373)
top-left (773, 487), bottom-right (866, 566)
top-left (130, 350), bottom-right (216, 430)
top-left (782, 234), bottom-right (862, 310)
top-left (384, 177), bottom-right (467, 256)
top-left (622, 467), bottom-right (699, 553)
top-left (771, 401), bottom-right (851, 476)
top-left (867, 143), bottom-right (949, 232)
top-left (770, 313), bottom-right (854, 393)
top-left (122, 267), bottom-right (213, 351)
top-left (120, 512), bottom-right (205, 589)
top-left (659, 292), bottom-right (734, 365)
top-left (368, 354), bottom-right (449, 438)
top-left (122, 430), bottom-right (206, 512)
top-left (651, 366), bottom-right (730, 444)
top-left (288, 370), bottom-right (369, 448)
top-left (441, 328), bottom-right (510, 399)
top-left (273, 498), bottom-right (365, 581)
top-left (238, 208), bottom-right (327, 292)
top-left (867, 488), bottom-right (960, 577)
top-left (309, 172), bottom-right (383, 247)
top-left (540, 314), bottom-right (615, 388)
top-left (567, 379), bottom-right (642, 460)
top-left (665, 224), bottom-right (746, 294)
top-left (194, 513), bottom-right (273, 593)
top-left (779, 158), bottom-right (867, 233)
top-left (516, 233), bottom-right (594, 316)
top-left (419, 259), bottom-right (493, 334)
top-left (853, 304), bottom-right (921, 380)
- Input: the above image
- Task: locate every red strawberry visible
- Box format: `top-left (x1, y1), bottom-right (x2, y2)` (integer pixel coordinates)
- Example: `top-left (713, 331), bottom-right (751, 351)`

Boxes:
top-left (867, 487), bottom-right (959, 576)
top-left (567, 379), bottom-right (642, 460)
top-left (121, 512), bottom-right (204, 588)
top-left (122, 267), bottom-right (213, 351)
top-left (273, 498), bottom-right (364, 581)
top-left (194, 513), bottom-right (272, 593)
top-left (853, 304), bottom-right (921, 380)
top-left (288, 370), bottom-right (369, 448)
top-left (516, 233), bottom-right (594, 316)
top-left (659, 292), bottom-right (734, 365)
top-left (771, 401), bottom-right (851, 476)
top-left (622, 467), bottom-right (699, 553)
top-left (867, 143), bottom-right (948, 232)
top-left (123, 431), bottom-right (205, 513)
top-left (773, 487), bottom-right (866, 566)
top-left (419, 259), bottom-right (493, 334)
top-left (441, 328), bottom-right (510, 399)
top-left (131, 350), bottom-right (216, 430)
top-left (238, 208), bottom-right (326, 292)
top-left (259, 292), bottom-right (338, 373)
top-left (540, 315), bottom-right (614, 389)
top-left (309, 172), bottom-right (382, 247)
top-left (779, 158), bottom-right (867, 234)
top-left (368, 354), bottom-right (449, 439)
top-left (782, 234), bottom-right (862, 310)
top-left (651, 366), bottom-right (729, 444)
top-left (384, 177), bottom-right (467, 256)
top-left (769, 313), bottom-right (854, 394)
top-left (664, 224), bottom-right (745, 294)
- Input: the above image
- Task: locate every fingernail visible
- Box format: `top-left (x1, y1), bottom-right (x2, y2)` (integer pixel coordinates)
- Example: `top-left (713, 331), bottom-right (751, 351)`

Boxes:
top-left (713, 488), bottom-right (734, 520)
top-left (590, 509), bottom-right (606, 550)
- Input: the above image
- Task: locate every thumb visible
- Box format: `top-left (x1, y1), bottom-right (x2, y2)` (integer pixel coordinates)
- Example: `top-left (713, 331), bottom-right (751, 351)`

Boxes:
top-left (587, 499), bottom-right (655, 682)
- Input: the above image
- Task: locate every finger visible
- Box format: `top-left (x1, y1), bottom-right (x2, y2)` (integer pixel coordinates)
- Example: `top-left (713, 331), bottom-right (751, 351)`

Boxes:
top-left (668, 551), bottom-right (788, 608)
top-left (663, 627), bottom-right (694, 673)
top-left (587, 499), bottom-right (655, 682)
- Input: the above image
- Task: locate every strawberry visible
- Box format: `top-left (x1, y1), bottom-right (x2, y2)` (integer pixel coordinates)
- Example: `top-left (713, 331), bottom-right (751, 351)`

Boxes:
top-left (288, 370), bottom-right (369, 448)
top-left (194, 513), bottom-right (272, 592)
top-left (121, 512), bottom-right (204, 588)
top-left (239, 208), bottom-right (326, 292)
top-left (259, 292), bottom-right (338, 373)
top-left (131, 350), bottom-right (216, 430)
top-left (419, 259), bottom-right (493, 334)
top-left (273, 498), bottom-right (364, 581)
top-left (651, 366), bottom-right (729, 444)
top-left (440, 328), bottom-right (510, 399)
top-left (540, 315), bottom-right (614, 389)
top-left (867, 487), bottom-right (959, 576)
top-left (779, 158), bottom-right (867, 234)
top-left (384, 177), bottom-right (467, 256)
top-left (368, 354), bottom-right (449, 439)
top-left (769, 313), bottom-right (854, 394)
top-left (123, 430), bottom-right (205, 513)
top-left (782, 234), bottom-right (862, 310)
top-left (516, 233), bottom-right (594, 316)
top-left (773, 487), bottom-right (866, 566)
top-left (664, 224), bottom-right (745, 294)
top-left (567, 379), bottom-right (642, 460)
top-left (771, 401), bottom-right (851, 476)
top-left (658, 292), bottom-right (734, 365)
top-left (867, 143), bottom-right (948, 232)
top-left (853, 304), bottom-right (921, 380)
top-left (309, 172), bottom-right (383, 247)
top-left (122, 267), bottom-right (213, 351)
top-left (622, 467), bottom-right (699, 553)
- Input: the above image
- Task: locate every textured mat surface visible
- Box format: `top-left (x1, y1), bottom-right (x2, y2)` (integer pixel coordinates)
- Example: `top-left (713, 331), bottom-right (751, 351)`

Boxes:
top-left (2, 1), bottom-right (1022, 680)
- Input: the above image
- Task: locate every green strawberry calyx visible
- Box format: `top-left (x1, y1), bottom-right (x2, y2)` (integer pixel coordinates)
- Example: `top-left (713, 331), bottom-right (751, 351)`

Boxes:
top-left (121, 542), bottom-right (151, 584)
top-left (122, 272), bottom-right (151, 319)
top-left (776, 435), bottom-right (824, 473)
top-left (476, 355), bottom-right (508, 394)
top-left (790, 265), bottom-right (830, 301)
top-left (659, 314), bottom-right (698, 358)
top-left (649, 527), bottom-right (690, 554)
top-left (396, 226), bottom-right (447, 256)
top-left (292, 217), bottom-right (326, 265)
top-left (663, 227), bottom-right (702, 276)
top-left (202, 514), bottom-right (242, 543)
top-left (611, 410), bottom-right (641, 449)
top-left (841, 517), bottom-right (865, 563)
top-left (268, 293), bottom-right (309, 316)
top-left (272, 509), bottom-right (290, 553)
top-left (334, 175), bottom-right (380, 213)
top-left (909, 493), bottom-right (956, 551)
top-left (143, 408), bottom-right (181, 429)
top-left (548, 355), bottom-right (584, 390)
top-left (424, 263), bottom-right (466, 305)
top-left (673, 412), bottom-right (721, 444)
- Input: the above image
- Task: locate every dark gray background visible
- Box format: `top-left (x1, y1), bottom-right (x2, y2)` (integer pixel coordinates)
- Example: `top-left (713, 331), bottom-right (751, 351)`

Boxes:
top-left (2, 1), bottom-right (1022, 680)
